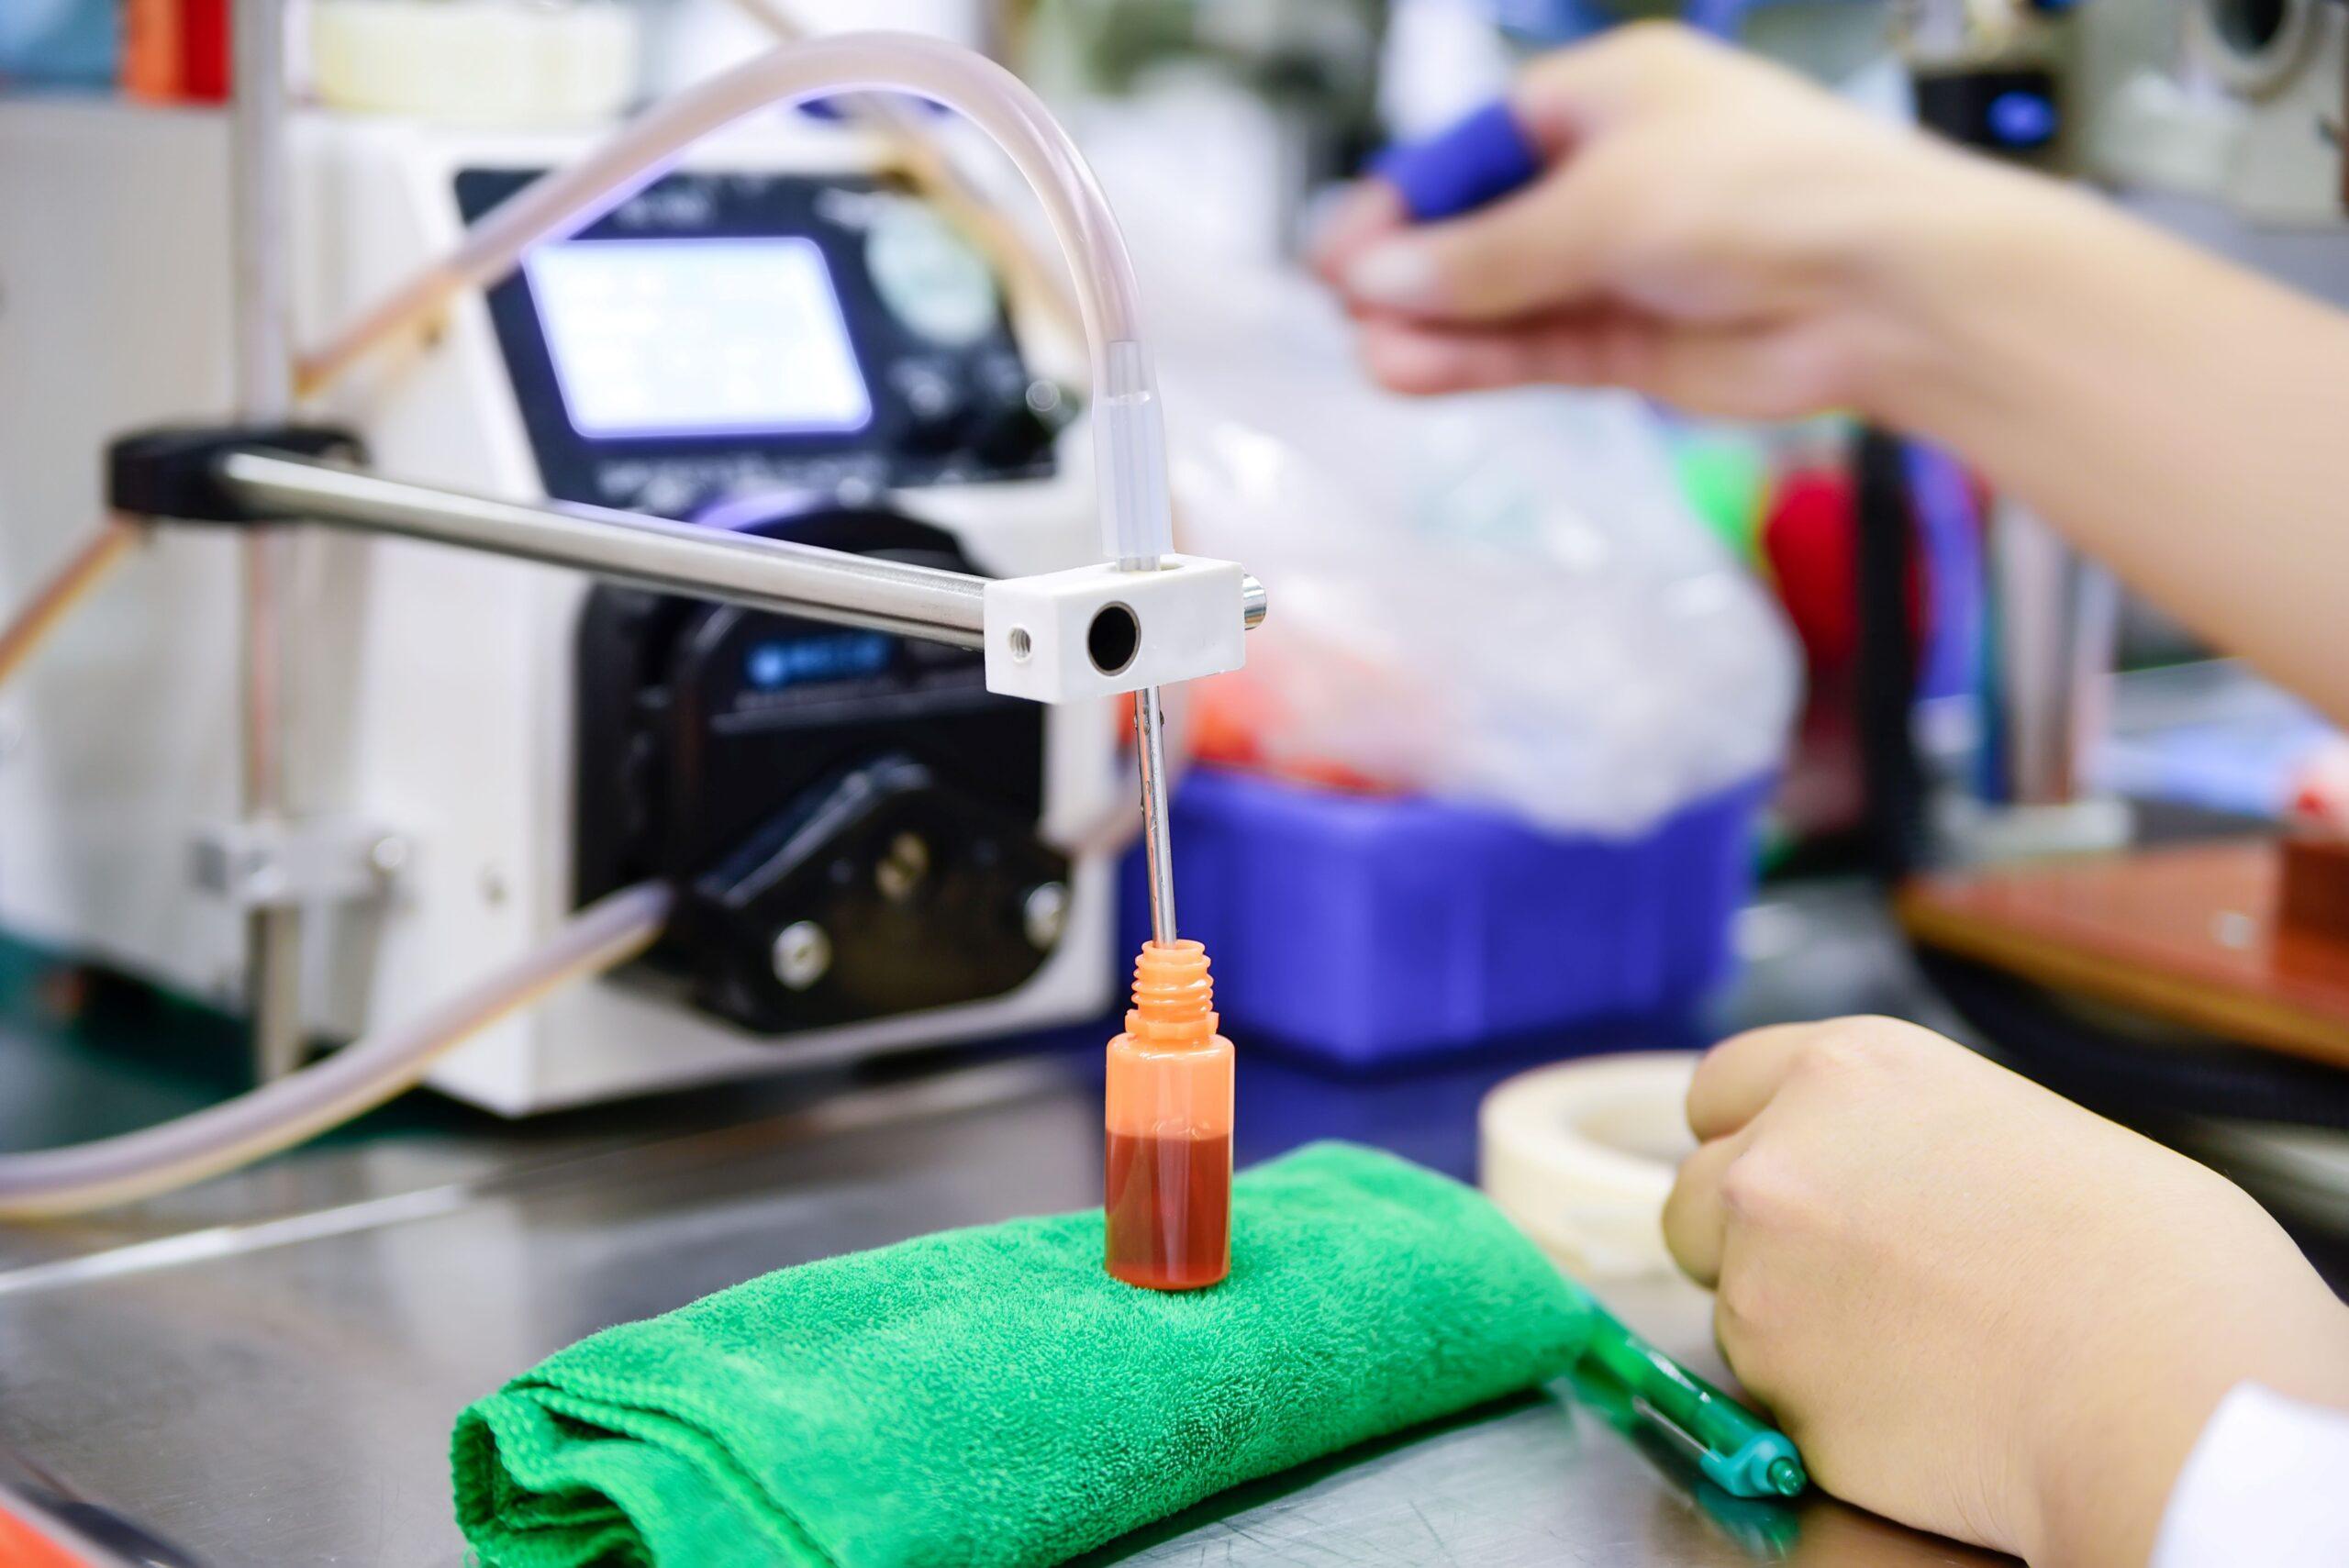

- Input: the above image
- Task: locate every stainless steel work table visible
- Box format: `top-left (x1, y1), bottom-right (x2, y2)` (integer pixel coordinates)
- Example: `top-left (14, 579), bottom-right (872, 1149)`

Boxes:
top-left (0, 887), bottom-right (2005, 1567)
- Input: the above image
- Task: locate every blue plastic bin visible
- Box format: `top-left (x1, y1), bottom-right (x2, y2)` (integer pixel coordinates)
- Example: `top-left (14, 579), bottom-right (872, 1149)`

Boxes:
top-left (1120, 768), bottom-right (1769, 1069)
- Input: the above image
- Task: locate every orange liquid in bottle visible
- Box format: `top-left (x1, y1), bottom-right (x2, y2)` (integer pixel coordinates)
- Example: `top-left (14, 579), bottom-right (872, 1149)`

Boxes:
top-left (1104, 1129), bottom-right (1231, 1291)
top-left (1105, 939), bottom-right (1234, 1291)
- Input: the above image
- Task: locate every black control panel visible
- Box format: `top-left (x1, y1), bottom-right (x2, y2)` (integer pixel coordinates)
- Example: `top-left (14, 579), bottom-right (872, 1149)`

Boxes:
top-left (458, 168), bottom-right (1061, 519)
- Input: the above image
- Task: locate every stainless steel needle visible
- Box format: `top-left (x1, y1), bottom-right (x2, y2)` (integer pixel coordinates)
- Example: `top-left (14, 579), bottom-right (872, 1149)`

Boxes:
top-left (1135, 683), bottom-right (1176, 945)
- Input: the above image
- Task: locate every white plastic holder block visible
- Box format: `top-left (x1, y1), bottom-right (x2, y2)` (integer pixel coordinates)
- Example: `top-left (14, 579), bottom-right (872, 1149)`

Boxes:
top-left (983, 553), bottom-right (1248, 704)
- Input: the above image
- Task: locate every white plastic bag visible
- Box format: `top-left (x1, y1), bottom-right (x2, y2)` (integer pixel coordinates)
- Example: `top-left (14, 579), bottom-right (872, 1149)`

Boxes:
top-left (1153, 263), bottom-right (1798, 837)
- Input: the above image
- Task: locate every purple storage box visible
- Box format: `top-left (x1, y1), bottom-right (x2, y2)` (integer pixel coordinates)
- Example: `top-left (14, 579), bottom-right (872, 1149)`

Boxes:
top-left (1120, 768), bottom-right (1769, 1069)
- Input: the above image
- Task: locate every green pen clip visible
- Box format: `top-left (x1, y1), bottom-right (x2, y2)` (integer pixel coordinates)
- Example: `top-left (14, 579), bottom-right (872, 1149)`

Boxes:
top-left (1576, 1306), bottom-right (1808, 1501)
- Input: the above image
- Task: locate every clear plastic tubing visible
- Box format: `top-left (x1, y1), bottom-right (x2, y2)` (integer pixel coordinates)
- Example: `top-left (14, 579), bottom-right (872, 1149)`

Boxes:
top-left (307, 31), bottom-right (1174, 566)
top-left (0, 881), bottom-right (671, 1218)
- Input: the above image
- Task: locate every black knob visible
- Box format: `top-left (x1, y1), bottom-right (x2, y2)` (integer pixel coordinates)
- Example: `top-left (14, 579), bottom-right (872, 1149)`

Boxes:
top-left (969, 404), bottom-right (1056, 469)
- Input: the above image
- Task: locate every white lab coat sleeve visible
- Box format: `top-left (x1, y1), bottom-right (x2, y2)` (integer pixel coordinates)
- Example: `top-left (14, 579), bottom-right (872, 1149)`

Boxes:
top-left (2151, 1383), bottom-right (2349, 1568)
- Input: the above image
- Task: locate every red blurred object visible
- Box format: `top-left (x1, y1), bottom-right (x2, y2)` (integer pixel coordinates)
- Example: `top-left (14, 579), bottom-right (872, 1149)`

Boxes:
top-left (2288, 739), bottom-right (2349, 834)
top-left (1760, 469), bottom-right (1861, 670)
top-left (123, 0), bottom-right (230, 104)
top-left (1759, 465), bottom-right (1931, 674)
top-left (1758, 461), bottom-right (1942, 846)
top-left (184, 0), bottom-right (230, 101)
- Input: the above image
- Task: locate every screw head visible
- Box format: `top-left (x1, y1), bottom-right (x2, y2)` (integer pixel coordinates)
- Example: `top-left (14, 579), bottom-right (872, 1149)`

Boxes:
top-left (874, 831), bottom-right (931, 903)
top-left (1022, 881), bottom-right (1069, 951)
top-left (368, 835), bottom-right (411, 877)
top-left (772, 920), bottom-right (832, 991)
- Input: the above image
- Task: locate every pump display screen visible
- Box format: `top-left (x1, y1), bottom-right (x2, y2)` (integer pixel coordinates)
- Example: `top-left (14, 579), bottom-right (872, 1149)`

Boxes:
top-left (461, 166), bottom-right (1052, 510)
top-left (523, 238), bottom-right (873, 439)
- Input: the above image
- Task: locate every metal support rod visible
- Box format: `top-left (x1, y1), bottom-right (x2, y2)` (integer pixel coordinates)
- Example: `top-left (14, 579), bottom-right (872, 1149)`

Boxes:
top-left (231, 0), bottom-right (304, 1082)
top-left (213, 453), bottom-right (1272, 651)
top-left (215, 453), bottom-right (991, 645)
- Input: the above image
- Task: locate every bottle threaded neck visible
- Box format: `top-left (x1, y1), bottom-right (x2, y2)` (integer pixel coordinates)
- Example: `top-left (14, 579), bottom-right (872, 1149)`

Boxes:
top-left (1128, 939), bottom-right (1217, 1047)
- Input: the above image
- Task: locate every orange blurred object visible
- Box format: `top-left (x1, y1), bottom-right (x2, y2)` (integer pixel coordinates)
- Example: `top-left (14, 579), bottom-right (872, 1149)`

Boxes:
top-left (1187, 675), bottom-right (1397, 795)
top-left (1104, 939), bottom-right (1233, 1291)
top-left (123, 0), bottom-right (229, 103)
top-left (0, 1506), bottom-right (95, 1568)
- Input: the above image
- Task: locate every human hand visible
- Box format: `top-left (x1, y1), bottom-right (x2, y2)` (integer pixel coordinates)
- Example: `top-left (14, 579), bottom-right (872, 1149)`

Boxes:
top-left (1311, 24), bottom-right (2053, 422)
top-left (1664, 1017), bottom-right (2349, 1566)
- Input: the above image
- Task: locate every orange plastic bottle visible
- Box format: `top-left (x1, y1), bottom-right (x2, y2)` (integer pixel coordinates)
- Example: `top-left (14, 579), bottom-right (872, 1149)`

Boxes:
top-left (1104, 939), bottom-right (1233, 1290)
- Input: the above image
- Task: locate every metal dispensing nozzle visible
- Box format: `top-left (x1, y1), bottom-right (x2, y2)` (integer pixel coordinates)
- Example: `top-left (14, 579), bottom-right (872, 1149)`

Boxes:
top-left (1134, 683), bottom-right (1177, 945)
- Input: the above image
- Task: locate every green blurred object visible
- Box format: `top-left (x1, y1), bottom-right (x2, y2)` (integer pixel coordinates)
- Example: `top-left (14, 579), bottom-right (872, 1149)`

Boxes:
top-left (1578, 1303), bottom-right (1808, 1500)
top-left (1023, 0), bottom-right (1384, 102)
top-left (1672, 434), bottom-right (1770, 567)
top-left (451, 1141), bottom-right (1596, 1568)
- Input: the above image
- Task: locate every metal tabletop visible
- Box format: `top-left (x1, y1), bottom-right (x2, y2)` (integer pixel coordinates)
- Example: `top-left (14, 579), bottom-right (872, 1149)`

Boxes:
top-left (0, 887), bottom-right (2005, 1567)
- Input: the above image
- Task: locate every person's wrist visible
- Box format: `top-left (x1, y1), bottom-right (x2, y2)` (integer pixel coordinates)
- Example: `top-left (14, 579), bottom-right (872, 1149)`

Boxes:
top-left (2015, 1218), bottom-right (2349, 1568)
top-left (1832, 148), bottom-right (2068, 435)
top-left (2021, 1335), bottom-right (2213, 1568)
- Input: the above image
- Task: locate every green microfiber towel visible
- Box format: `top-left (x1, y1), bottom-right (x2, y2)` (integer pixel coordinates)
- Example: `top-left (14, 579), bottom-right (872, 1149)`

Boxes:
top-left (451, 1140), bottom-right (1594, 1568)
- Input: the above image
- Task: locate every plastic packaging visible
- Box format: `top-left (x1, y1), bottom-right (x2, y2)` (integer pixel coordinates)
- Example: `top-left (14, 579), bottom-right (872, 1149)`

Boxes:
top-left (1152, 264), bottom-right (1798, 839)
top-left (1104, 940), bottom-right (1232, 1290)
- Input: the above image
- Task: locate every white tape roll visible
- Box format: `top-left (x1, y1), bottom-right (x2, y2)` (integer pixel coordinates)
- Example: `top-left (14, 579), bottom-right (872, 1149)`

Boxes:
top-left (1477, 1051), bottom-right (1699, 1281)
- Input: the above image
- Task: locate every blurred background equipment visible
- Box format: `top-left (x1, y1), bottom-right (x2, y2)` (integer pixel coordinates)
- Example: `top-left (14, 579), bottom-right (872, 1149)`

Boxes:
top-left (309, 0), bottom-right (641, 127)
top-left (0, 0), bottom-right (120, 88)
top-left (0, 13), bottom-right (1203, 1118)
top-left (2078, 0), bottom-right (2349, 224)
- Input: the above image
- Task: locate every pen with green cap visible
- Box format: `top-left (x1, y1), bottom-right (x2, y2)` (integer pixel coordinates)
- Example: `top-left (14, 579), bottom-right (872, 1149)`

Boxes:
top-left (1576, 1303), bottom-right (1809, 1500)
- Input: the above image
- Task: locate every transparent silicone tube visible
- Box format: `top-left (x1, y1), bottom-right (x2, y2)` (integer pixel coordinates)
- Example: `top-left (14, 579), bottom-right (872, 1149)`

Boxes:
top-left (0, 517), bottom-right (144, 693)
top-left (0, 881), bottom-right (671, 1218)
top-left (301, 31), bottom-right (1174, 563)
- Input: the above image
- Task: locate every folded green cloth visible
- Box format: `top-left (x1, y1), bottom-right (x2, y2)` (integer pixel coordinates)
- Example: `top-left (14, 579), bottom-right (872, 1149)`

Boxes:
top-left (452, 1140), bottom-right (1594, 1568)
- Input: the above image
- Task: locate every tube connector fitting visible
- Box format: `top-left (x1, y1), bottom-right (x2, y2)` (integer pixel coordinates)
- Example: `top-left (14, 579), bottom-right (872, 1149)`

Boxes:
top-left (982, 553), bottom-right (1247, 702)
top-left (1094, 339), bottom-right (1174, 566)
